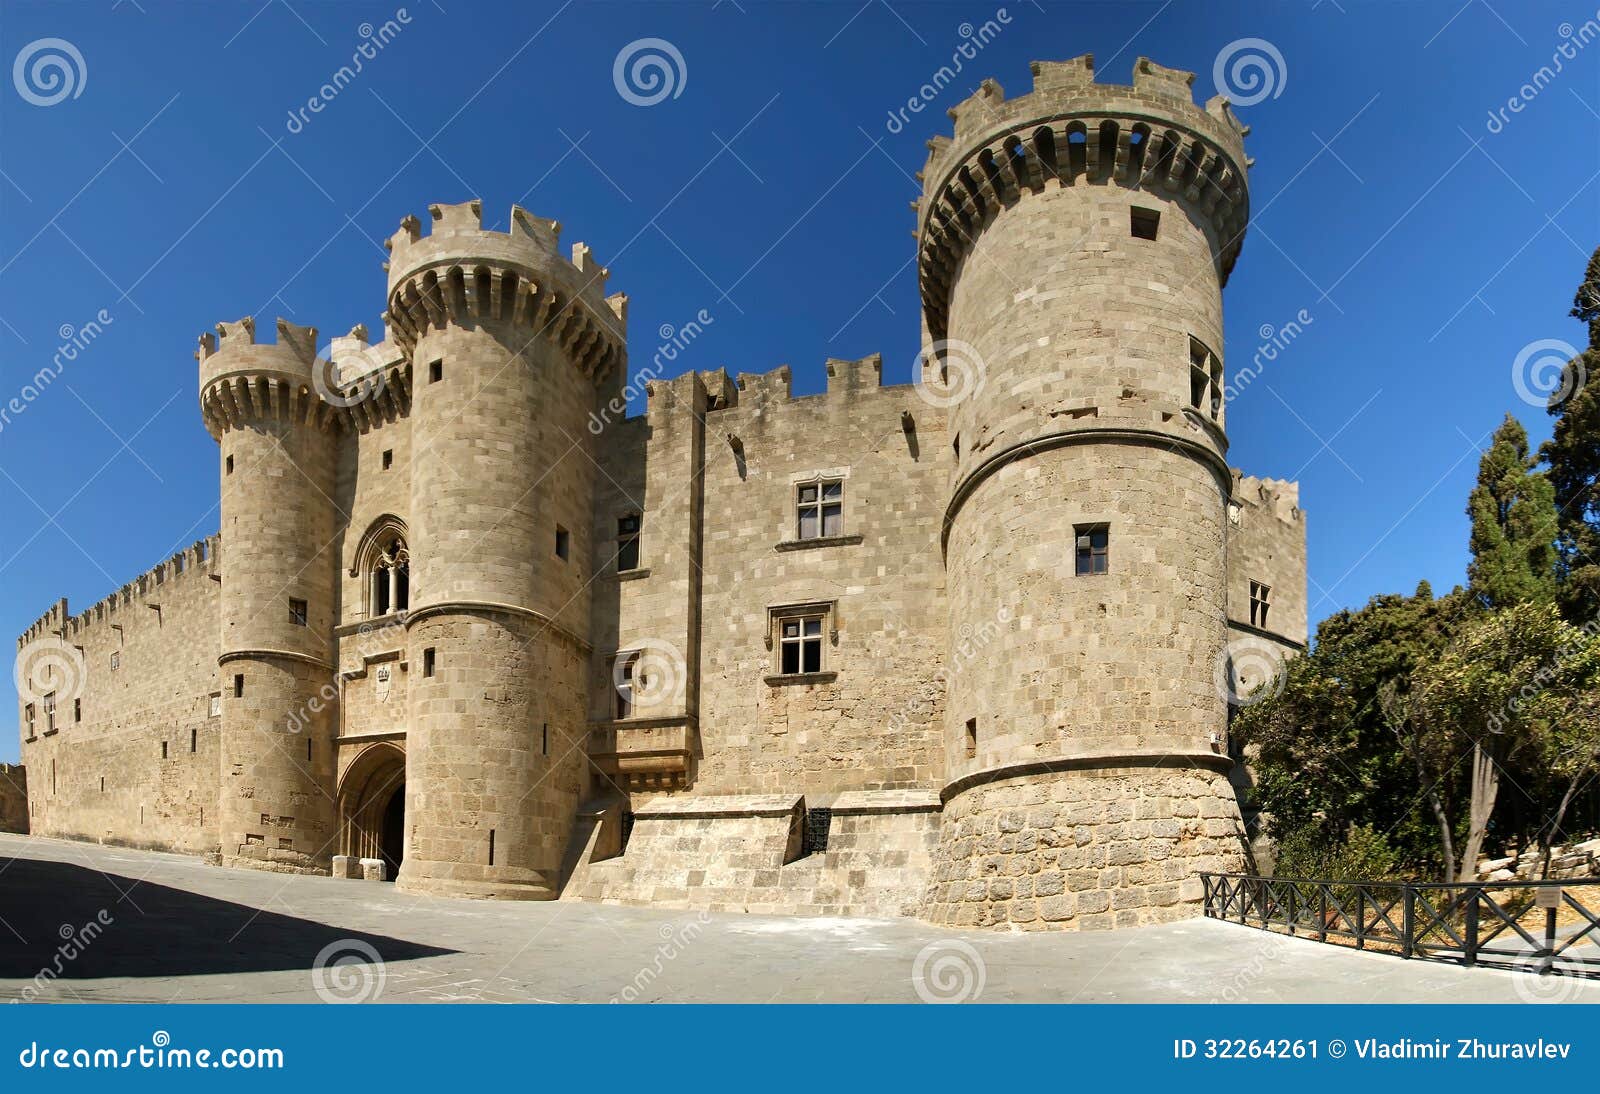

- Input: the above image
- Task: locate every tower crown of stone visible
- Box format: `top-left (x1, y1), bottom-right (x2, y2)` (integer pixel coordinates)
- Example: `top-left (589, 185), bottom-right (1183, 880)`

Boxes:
top-left (197, 317), bottom-right (340, 438)
top-left (382, 199), bottom-right (626, 383)
top-left (916, 53), bottom-right (1253, 338)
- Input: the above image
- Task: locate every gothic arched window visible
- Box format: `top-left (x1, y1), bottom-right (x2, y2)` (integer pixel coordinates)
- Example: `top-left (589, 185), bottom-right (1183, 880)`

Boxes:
top-left (371, 536), bottom-right (410, 616)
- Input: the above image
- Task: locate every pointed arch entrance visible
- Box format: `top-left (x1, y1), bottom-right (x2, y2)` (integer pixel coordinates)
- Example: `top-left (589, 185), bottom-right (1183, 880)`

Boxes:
top-left (337, 742), bottom-right (407, 881)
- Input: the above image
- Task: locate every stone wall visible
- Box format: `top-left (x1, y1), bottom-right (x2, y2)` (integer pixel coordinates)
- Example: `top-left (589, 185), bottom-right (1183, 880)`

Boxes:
top-left (17, 538), bottom-right (222, 854)
top-left (0, 764), bottom-right (27, 834)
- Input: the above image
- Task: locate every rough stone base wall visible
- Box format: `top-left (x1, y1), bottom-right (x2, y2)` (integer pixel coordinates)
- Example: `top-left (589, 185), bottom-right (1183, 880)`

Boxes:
top-left (921, 765), bottom-right (1247, 930)
top-left (565, 791), bottom-right (940, 918)
top-left (0, 765), bottom-right (27, 834)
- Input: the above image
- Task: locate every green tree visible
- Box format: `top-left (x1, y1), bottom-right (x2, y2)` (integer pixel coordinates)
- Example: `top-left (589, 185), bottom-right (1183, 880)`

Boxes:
top-left (1466, 414), bottom-right (1558, 609)
top-left (1539, 245), bottom-right (1600, 618)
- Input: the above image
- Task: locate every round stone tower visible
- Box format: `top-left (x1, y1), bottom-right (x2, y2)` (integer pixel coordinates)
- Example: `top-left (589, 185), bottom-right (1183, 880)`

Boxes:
top-left (918, 55), bottom-right (1253, 929)
top-left (383, 201), bottom-right (626, 899)
top-left (199, 317), bottom-right (341, 873)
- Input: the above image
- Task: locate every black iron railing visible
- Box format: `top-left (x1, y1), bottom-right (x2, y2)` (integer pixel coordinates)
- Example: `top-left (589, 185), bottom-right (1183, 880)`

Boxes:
top-left (1201, 873), bottom-right (1600, 976)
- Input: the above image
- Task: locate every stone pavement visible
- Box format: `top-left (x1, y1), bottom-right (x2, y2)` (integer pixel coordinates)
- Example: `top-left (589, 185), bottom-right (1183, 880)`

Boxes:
top-left (0, 834), bottom-right (1592, 1004)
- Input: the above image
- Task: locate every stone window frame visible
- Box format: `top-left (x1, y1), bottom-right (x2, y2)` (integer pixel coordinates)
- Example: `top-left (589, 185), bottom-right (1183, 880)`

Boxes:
top-left (110, 651), bottom-right (119, 671)
top-left (764, 600), bottom-right (839, 685)
top-left (794, 478), bottom-right (844, 541)
top-left (42, 692), bottom-right (57, 736)
top-left (776, 468), bottom-right (862, 552)
top-left (351, 515), bottom-right (411, 620)
top-left (23, 703), bottom-right (35, 741)
top-left (1188, 336), bottom-right (1223, 423)
top-left (615, 512), bottom-right (642, 573)
top-left (1249, 580), bottom-right (1271, 629)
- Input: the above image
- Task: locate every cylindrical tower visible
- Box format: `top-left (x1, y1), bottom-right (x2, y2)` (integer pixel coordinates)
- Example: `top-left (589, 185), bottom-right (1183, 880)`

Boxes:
top-left (918, 55), bottom-right (1253, 929)
top-left (199, 318), bottom-right (341, 873)
top-left (383, 201), bottom-right (626, 899)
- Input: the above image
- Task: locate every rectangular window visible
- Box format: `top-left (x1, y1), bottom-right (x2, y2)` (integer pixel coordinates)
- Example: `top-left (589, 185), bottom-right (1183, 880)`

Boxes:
top-left (1075, 524), bottom-right (1109, 576)
top-left (306, 738), bottom-right (313, 762)
top-left (289, 598), bottom-right (308, 627)
top-left (210, 694), bottom-right (221, 718)
top-left (73, 698), bottom-right (81, 723)
top-left (1189, 338), bottom-right (1222, 421)
top-left (225, 454), bottom-right (234, 474)
top-left (423, 647), bottom-right (436, 678)
top-left (110, 651), bottom-right (120, 671)
top-left (24, 703), bottom-right (34, 738)
top-left (616, 514), bottom-right (641, 571)
top-left (779, 615), bottom-right (825, 675)
top-left (190, 727), bottom-right (197, 753)
top-left (43, 693), bottom-right (55, 735)
top-left (555, 526), bottom-right (570, 561)
top-left (428, 359), bottom-right (442, 383)
top-left (615, 652), bottom-right (636, 719)
top-left (965, 717), bottom-right (978, 759)
top-left (1130, 206), bottom-right (1160, 240)
top-left (1250, 581), bottom-right (1271, 628)
top-left (796, 480), bottom-right (843, 540)
top-left (234, 673), bottom-right (244, 698)
top-left (382, 449), bottom-right (393, 470)
top-left (541, 723), bottom-right (549, 756)
top-left (161, 740), bottom-right (168, 760)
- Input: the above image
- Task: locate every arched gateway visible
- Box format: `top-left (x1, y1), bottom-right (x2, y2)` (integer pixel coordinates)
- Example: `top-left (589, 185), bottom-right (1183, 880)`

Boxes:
top-left (337, 742), bottom-right (406, 881)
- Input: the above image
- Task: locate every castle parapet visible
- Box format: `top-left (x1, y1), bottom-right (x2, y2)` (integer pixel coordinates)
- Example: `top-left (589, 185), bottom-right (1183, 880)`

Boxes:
top-left (382, 200), bottom-right (624, 382)
top-left (917, 53), bottom-right (1252, 339)
top-left (1232, 472), bottom-right (1302, 525)
top-left (16, 536), bottom-right (221, 651)
top-left (198, 318), bottom-right (336, 439)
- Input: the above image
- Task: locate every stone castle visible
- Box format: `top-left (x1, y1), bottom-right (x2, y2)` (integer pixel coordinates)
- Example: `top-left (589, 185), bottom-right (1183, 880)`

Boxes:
top-left (14, 54), bottom-right (1306, 929)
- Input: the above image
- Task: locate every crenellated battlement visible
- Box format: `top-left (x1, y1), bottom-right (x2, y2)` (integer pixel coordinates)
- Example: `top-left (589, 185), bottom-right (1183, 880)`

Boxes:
top-left (198, 317), bottom-right (342, 439)
top-left (1232, 472), bottom-right (1302, 525)
top-left (916, 53), bottom-right (1253, 339)
top-left (17, 535), bottom-right (221, 650)
top-left (382, 200), bottom-right (626, 383)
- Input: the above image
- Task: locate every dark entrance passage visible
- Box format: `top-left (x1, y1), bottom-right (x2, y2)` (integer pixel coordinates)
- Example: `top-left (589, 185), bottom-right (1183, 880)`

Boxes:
top-left (337, 742), bottom-right (407, 881)
top-left (379, 780), bottom-right (405, 881)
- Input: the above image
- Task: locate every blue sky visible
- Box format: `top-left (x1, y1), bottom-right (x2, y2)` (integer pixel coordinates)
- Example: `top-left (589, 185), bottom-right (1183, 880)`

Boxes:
top-left (1, 0), bottom-right (1597, 761)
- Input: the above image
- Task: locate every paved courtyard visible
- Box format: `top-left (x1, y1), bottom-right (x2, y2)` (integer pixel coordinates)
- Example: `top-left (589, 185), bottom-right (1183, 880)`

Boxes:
top-left (0, 833), bottom-right (1592, 1004)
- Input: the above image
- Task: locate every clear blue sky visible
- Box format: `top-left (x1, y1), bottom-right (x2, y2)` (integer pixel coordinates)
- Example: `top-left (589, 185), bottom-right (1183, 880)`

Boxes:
top-left (1, 1), bottom-right (1597, 762)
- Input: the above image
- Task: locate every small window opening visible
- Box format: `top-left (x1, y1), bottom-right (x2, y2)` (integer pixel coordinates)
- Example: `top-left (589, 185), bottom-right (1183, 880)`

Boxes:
top-left (423, 647), bottom-right (436, 678)
top-left (616, 653), bottom-right (636, 719)
top-left (289, 598), bottom-right (308, 627)
top-left (1130, 207), bottom-right (1160, 240)
top-left (190, 727), bottom-right (197, 753)
top-left (225, 455), bottom-right (234, 474)
top-left (74, 698), bottom-right (81, 723)
top-left (541, 722), bottom-right (549, 756)
top-left (616, 514), bottom-right (641, 571)
top-left (428, 359), bottom-right (442, 383)
top-left (161, 740), bottom-right (168, 760)
top-left (965, 717), bottom-right (978, 758)
top-left (796, 480), bottom-right (843, 540)
top-left (306, 738), bottom-right (313, 762)
top-left (488, 829), bottom-right (496, 866)
top-left (234, 673), bottom-right (244, 698)
top-left (382, 449), bottom-right (393, 470)
top-left (1250, 581), bottom-right (1271, 628)
top-left (555, 526), bottom-right (570, 561)
top-left (779, 615), bottom-right (825, 675)
top-left (1075, 524), bottom-right (1109, 576)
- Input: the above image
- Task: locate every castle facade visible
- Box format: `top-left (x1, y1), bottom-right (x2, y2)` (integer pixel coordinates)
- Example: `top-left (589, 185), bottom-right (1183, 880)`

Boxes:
top-left (15, 54), bottom-right (1306, 929)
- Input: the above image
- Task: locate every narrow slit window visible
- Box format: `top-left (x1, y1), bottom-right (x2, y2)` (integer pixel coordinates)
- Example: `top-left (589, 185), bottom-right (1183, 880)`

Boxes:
top-left (616, 513), bottom-right (641, 571)
top-left (43, 693), bottom-right (55, 734)
top-left (161, 740), bottom-right (168, 760)
top-left (965, 717), bottom-right (978, 759)
top-left (382, 449), bottom-right (393, 470)
top-left (234, 673), bottom-right (244, 698)
top-left (74, 698), bottom-right (81, 723)
top-left (190, 727), bottom-right (197, 753)
top-left (225, 455), bottom-right (234, 475)
top-left (555, 526), bottom-right (570, 561)
top-left (423, 647), bottom-right (436, 678)
top-left (1075, 524), bottom-right (1109, 576)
